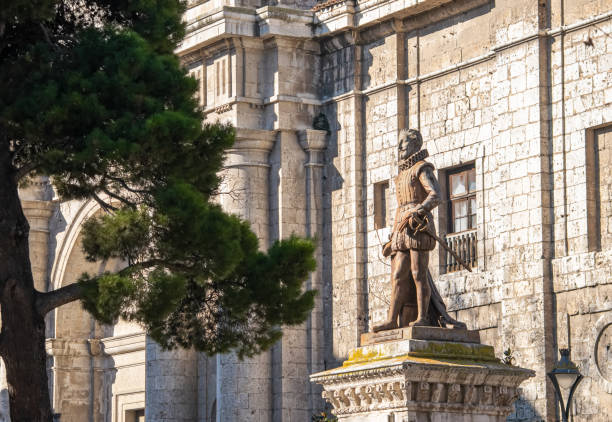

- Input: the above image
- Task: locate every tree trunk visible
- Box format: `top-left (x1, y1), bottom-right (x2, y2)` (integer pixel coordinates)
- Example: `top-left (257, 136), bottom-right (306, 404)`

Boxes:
top-left (1, 285), bottom-right (52, 422)
top-left (0, 140), bottom-right (54, 421)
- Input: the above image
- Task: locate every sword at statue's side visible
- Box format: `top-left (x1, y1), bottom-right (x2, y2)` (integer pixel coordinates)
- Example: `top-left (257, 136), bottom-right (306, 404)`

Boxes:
top-left (402, 214), bottom-right (473, 272)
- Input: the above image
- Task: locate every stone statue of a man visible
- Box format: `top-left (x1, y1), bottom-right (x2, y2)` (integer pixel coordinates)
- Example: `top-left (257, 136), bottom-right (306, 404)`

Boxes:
top-left (374, 129), bottom-right (466, 332)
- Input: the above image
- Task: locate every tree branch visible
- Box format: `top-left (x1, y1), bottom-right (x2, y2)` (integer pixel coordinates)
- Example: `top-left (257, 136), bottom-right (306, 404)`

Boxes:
top-left (35, 283), bottom-right (83, 316)
top-left (39, 23), bottom-right (59, 52)
top-left (14, 163), bottom-right (39, 182)
top-left (117, 258), bottom-right (190, 275)
top-left (101, 186), bottom-right (136, 208)
top-left (92, 192), bottom-right (117, 212)
top-left (106, 173), bottom-right (151, 195)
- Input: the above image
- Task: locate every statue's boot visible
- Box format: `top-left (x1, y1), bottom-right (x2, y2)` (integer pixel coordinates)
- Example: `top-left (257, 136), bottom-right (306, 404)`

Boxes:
top-left (372, 320), bottom-right (398, 332)
top-left (409, 318), bottom-right (430, 327)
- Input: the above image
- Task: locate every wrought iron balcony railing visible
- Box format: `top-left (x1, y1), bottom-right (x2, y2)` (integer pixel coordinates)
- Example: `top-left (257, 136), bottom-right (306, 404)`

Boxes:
top-left (444, 229), bottom-right (477, 273)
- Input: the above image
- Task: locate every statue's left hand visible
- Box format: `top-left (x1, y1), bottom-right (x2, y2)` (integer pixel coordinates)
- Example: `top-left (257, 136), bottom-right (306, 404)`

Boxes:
top-left (398, 208), bottom-right (419, 232)
top-left (398, 207), bottom-right (427, 233)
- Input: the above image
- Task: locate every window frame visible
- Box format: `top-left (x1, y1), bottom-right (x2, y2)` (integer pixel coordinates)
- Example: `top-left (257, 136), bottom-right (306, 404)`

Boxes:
top-left (446, 165), bottom-right (477, 234)
top-left (374, 180), bottom-right (390, 230)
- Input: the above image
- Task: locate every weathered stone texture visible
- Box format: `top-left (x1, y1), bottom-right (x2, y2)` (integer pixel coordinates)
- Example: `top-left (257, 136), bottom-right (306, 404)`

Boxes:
top-left (13, 1), bottom-right (611, 421)
top-left (145, 341), bottom-right (198, 421)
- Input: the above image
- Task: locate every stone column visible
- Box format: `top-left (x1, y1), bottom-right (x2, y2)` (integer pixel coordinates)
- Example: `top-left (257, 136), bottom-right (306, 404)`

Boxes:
top-left (217, 129), bottom-right (276, 422)
top-left (268, 129), bottom-right (309, 421)
top-left (298, 129), bottom-right (328, 415)
top-left (19, 176), bottom-right (55, 292)
top-left (145, 340), bottom-right (198, 421)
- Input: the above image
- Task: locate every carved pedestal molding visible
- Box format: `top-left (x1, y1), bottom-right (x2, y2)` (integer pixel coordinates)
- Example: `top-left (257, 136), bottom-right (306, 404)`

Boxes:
top-left (311, 334), bottom-right (534, 421)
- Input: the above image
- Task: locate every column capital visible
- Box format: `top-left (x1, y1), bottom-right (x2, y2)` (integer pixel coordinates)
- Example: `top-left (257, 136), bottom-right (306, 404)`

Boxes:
top-left (298, 129), bottom-right (328, 166)
top-left (21, 200), bottom-right (56, 233)
top-left (298, 129), bottom-right (328, 152)
top-left (18, 175), bottom-right (54, 201)
top-left (226, 128), bottom-right (277, 168)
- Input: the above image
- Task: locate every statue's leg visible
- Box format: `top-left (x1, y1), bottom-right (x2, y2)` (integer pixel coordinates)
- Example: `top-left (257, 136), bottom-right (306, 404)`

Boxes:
top-left (372, 251), bottom-right (411, 332)
top-left (400, 253), bottom-right (417, 326)
top-left (409, 249), bottom-right (432, 327)
top-left (399, 304), bottom-right (418, 326)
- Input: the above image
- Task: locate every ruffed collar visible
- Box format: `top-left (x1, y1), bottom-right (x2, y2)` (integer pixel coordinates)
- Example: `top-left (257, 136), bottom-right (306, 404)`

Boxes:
top-left (398, 149), bottom-right (429, 172)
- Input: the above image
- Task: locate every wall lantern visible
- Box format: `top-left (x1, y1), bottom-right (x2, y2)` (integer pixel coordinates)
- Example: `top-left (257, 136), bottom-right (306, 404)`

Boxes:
top-left (547, 348), bottom-right (583, 422)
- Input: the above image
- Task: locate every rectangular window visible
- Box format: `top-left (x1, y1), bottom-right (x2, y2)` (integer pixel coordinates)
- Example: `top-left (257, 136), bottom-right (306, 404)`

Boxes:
top-left (374, 181), bottom-right (389, 229)
top-left (444, 164), bottom-right (477, 273)
top-left (125, 409), bottom-right (145, 422)
top-left (448, 166), bottom-right (477, 233)
top-left (586, 123), bottom-right (612, 251)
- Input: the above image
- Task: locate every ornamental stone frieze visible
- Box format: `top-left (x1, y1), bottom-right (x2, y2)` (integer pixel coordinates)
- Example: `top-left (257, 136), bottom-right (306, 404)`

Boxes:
top-left (311, 327), bottom-right (534, 421)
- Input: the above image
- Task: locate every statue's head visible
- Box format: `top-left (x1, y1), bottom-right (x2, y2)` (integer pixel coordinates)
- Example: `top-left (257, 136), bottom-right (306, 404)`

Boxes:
top-left (398, 129), bottom-right (423, 162)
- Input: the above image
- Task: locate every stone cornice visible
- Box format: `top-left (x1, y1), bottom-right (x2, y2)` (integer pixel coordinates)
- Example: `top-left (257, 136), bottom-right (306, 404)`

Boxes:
top-left (178, 5), bottom-right (315, 56)
top-left (100, 332), bottom-right (146, 356)
top-left (178, 6), bottom-right (257, 55)
top-left (178, 0), bottom-right (466, 55)
top-left (316, 0), bottom-right (490, 51)
top-left (256, 6), bottom-right (314, 39)
top-left (313, 0), bottom-right (457, 37)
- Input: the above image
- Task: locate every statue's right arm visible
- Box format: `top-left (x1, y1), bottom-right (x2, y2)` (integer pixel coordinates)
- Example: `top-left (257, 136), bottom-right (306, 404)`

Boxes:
top-left (418, 166), bottom-right (442, 212)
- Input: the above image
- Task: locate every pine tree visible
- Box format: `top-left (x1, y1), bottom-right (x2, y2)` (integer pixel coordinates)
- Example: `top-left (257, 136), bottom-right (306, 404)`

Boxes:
top-left (0, 2), bottom-right (316, 420)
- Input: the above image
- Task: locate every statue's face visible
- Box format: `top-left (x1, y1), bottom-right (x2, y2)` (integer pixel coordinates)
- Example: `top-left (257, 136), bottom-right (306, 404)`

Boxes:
top-left (398, 132), bottom-right (420, 161)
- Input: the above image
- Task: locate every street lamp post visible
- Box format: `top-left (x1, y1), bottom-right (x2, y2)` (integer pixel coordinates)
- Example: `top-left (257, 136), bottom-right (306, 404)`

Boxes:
top-left (547, 348), bottom-right (583, 422)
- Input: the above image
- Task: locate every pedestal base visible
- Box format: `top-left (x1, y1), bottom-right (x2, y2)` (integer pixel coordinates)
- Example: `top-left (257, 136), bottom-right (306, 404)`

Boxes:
top-left (311, 329), bottom-right (534, 422)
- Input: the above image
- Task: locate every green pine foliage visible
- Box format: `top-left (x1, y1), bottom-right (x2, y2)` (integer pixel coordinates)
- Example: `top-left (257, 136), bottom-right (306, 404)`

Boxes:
top-left (1, 0), bottom-right (316, 358)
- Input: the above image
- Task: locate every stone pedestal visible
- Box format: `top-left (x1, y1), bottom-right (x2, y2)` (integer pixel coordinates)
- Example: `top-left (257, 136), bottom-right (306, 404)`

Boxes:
top-left (310, 328), bottom-right (534, 422)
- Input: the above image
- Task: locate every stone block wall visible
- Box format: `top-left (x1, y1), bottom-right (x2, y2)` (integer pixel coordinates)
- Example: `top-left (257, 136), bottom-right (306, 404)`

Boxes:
top-left (548, 6), bottom-right (612, 421)
top-left (315, 0), bottom-right (612, 421)
top-left (27, 0), bottom-right (611, 421)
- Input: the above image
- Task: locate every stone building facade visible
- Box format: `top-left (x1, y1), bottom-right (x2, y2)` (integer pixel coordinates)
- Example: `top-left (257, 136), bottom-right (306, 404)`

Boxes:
top-left (2, 0), bottom-right (611, 421)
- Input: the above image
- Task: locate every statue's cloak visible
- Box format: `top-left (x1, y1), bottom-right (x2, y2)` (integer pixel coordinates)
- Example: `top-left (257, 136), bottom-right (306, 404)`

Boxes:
top-left (425, 269), bottom-right (466, 329)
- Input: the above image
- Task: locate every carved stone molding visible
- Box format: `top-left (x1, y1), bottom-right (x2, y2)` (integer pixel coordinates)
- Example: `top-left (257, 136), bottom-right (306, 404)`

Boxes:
top-left (311, 339), bottom-right (534, 420)
top-left (214, 103), bottom-right (233, 114)
top-left (318, 379), bottom-right (521, 416)
top-left (592, 312), bottom-right (612, 393)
